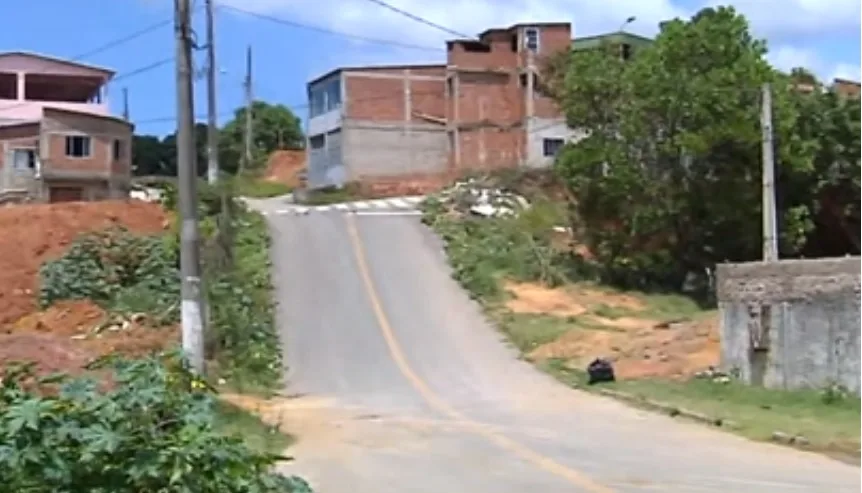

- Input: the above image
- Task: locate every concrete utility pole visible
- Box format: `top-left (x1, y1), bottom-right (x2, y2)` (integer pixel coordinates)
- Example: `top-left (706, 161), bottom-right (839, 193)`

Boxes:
top-left (122, 87), bottom-right (129, 120)
top-left (760, 83), bottom-right (779, 262)
top-left (241, 45), bottom-right (253, 174)
top-left (204, 0), bottom-right (220, 184)
top-left (174, 0), bottom-right (206, 374)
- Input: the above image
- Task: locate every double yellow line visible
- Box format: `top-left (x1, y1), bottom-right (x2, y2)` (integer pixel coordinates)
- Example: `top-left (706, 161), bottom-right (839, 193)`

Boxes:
top-left (345, 215), bottom-right (614, 493)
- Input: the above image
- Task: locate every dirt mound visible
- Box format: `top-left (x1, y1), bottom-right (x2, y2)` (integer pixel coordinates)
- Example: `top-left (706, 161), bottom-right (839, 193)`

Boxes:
top-left (264, 150), bottom-right (305, 188)
top-left (1, 301), bottom-right (178, 379)
top-left (0, 200), bottom-right (170, 327)
top-left (505, 281), bottom-right (719, 380)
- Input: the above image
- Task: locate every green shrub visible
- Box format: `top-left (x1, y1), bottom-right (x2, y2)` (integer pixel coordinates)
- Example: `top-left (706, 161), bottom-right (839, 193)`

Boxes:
top-left (39, 228), bottom-right (180, 321)
top-left (0, 353), bottom-right (311, 492)
top-left (422, 201), bottom-right (570, 301)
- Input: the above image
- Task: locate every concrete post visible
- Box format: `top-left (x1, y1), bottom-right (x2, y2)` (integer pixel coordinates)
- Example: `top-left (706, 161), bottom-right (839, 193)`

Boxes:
top-left (16, 72), bottom-right (25, 101)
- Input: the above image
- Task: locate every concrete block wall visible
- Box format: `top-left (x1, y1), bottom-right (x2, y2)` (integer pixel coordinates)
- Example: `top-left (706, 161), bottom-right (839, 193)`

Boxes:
top-left (342, 121), bottom-right (447, 178)
top-left (716, 257), bottom-right (861, 393)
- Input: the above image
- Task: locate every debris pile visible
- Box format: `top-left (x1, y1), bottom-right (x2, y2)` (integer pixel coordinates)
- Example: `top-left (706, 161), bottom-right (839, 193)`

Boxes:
top-left (432, 178), bottom-right (529, 218)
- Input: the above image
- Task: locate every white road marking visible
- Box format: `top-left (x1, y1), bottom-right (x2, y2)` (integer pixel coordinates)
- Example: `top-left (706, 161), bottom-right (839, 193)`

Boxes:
top-left (316, 205), bottom-right (331, 212)
top-left (367, 199), bottom-right (390, 208)
top-left (354, 210), bottom-right (422, 217)
top-left (352, 201), bottom-right (371, 209)
top-left (334, 203), bottom-right (350, 210)
top-left (387, 197), bottom-right (410, 208)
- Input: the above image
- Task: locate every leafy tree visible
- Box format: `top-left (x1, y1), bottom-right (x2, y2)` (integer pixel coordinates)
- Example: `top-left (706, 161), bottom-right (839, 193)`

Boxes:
top-left (219, 101), bottom-right (304, 175)
top-left (783, 73), bottom-right (861, 256)
top-left (132, 124), bottom-right (208, 177)
top-left (552, 6), bottom-right (816, 292)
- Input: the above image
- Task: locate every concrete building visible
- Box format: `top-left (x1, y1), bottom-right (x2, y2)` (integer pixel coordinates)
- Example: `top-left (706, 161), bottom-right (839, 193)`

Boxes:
top-left (0, 52), bottom-right (132, 203)
top-left (304, 23), bottom-right (648, 191)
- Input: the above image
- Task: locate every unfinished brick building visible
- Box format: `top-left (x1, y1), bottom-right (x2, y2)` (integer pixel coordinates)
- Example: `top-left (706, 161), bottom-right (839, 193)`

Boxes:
top-left (304, 23), bottom-right (650, 192)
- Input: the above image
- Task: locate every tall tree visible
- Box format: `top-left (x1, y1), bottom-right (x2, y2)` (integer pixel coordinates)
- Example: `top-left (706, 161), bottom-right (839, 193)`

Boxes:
top-left (133, 124), bottom-right (209, 177)
top-left (218, 101), bottom-right (304, 174)
top-left (553, 6), bottom-right (814, 291)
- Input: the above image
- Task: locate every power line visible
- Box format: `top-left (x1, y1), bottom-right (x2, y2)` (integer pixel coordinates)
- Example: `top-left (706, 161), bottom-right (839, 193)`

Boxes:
top-left (113, 57), bottom-right (175, 82)
top-left (217, 4), bottom-right (443, 52)
top-left (72, 18), bottom-right (174, 61)
top-left (358, 0), bottom-right (471, 38)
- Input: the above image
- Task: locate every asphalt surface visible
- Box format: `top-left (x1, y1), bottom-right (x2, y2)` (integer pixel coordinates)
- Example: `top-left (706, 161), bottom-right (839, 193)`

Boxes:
top-left (249, 198), bottom-right (861, 493)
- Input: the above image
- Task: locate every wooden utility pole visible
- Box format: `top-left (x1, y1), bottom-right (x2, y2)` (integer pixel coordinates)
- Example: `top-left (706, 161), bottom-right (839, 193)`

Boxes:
top-left (241, 45), bottom-right (253, 174)
top-left (204, 0), bottom-right (219, 184)
top-left (174, 0), bottom-right (206, 374)
top-left (760, 83), bottom-right (778, 262)
top-left (122, 87), bottom-right (129, 120)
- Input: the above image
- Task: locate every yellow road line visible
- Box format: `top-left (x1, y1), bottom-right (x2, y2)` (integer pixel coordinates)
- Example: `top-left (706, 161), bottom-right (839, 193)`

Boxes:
top-left (345, 215), bottom-right (615, 493)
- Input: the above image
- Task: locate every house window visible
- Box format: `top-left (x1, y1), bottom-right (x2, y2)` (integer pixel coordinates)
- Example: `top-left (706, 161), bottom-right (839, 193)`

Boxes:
top-left (113, 139), bottom-right (125, 160)
top-left (65, 135), bottom-right (91, 158)
top-left (621, 43), bottom-right (632, 60)
top-left (524, 28), bottom-right (540, 52)
top-left (542, 138), bottom-right (564, 157)
top-left (12, 149), bottom-right (36, 170)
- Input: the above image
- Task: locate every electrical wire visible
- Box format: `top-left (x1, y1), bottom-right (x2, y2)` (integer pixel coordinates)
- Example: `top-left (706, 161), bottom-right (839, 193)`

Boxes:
top-left (112, 57), bottom-right (175, 82)
top-left (217, 4), bottom-right (443, 52)
top-left (357, 0), bottom-right (472, 39)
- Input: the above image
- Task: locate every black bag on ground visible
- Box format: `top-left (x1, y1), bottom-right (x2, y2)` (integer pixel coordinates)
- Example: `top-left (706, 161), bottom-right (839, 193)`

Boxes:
top-left (586, 358), bottom-right (616, 385)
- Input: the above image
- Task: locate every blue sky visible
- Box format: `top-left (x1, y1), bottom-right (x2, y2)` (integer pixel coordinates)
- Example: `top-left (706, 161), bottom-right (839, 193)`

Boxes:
top-left (3, 0), bottom-right (859, 136)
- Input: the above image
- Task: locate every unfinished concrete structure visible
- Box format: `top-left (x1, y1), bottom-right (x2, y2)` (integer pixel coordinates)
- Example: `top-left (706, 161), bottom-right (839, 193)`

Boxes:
top-left (0, 52), bottom-right (132, 203)
top-left (304, 23), bottom-right (649, 191)
top-left (716, 257), bottom-right (861, 393)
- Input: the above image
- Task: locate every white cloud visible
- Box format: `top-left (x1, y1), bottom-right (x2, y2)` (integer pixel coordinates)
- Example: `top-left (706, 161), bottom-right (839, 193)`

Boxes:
top-left (830, 63), bottom-right (862, 82)
top-left (215, 0), bottom-right (860, 83)
top-left (219, 0), bottom-right (685, 48)
top-left (703, 0), bottom-right (861, 39)
top-left (769, 45), bottom-right (861, 82)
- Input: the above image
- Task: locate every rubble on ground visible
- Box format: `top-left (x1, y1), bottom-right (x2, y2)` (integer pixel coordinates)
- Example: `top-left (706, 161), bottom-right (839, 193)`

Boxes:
top-left (432, 178), bottom-right (530, 217)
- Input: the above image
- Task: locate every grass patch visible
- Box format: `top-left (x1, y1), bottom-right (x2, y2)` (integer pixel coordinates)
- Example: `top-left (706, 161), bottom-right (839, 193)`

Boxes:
top-left (233, 176), bottom-right (293, 198)
top-left (424, 192), bottom-right (860, 460)
top-left (214, 400), bottom-right (295, 455)
top-left (544, 360), bottom-right (861, 461)
top-left (495, 311), bottom-right (572, 351)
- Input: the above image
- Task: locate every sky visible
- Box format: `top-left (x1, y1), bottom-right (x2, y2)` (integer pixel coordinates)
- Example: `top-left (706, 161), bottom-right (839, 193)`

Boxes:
top-left (2, 0), bottom-right (859, 136)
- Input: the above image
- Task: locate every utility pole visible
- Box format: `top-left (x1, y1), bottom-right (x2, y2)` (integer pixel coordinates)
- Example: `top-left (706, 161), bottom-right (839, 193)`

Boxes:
top-left (760, 83), bottom-right (778, 262)
top-left (241, 45), bottom-right (253, 174)
top-left (204, 0), bottom-right (219, 184)
top-left (122, 87), bottom-right (129, 120)
top-left (174, 0), bottom-right (206, 374)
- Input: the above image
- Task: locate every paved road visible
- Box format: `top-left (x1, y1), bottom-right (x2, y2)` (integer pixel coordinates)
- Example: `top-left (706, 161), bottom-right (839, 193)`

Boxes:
top-left (249, 198), bottom-right (860, 493)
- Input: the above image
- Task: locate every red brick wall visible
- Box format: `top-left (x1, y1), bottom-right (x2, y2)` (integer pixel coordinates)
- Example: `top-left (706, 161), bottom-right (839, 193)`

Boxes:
top-left (453, 72), bottom-right (522, 124)
top-left (447, 41), bottom-right (518, 69)
top-left (343, 66), bottom-right (446, 122)
top-left (41, 109), bottom-right (131, 178)
top-left (456, 128), bottom-right (522, 171)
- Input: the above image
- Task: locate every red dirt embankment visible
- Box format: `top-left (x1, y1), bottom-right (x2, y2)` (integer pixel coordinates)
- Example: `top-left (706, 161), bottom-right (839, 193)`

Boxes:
top-left (264, 150), bottom-right (305, 188)
top-left (0, 200), bottom-right (169, 327)
top-left (0, 200), bottom-right (173, 377)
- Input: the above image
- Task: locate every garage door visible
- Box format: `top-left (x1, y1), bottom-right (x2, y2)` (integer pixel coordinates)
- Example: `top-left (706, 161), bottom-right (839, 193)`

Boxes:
top-left (49, 187), bottom-right (84, 203)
